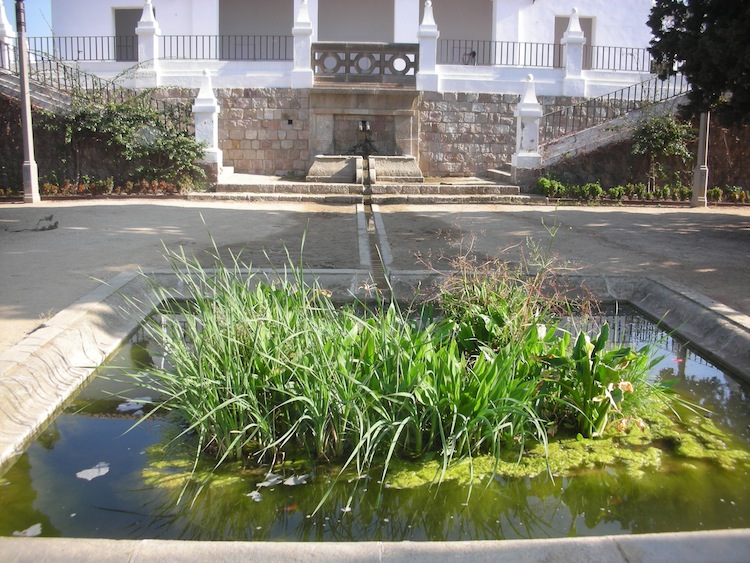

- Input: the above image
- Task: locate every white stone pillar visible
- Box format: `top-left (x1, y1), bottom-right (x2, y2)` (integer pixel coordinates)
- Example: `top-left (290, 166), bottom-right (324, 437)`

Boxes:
top-left (416, 0), bottom-right (440, 92)
top-left (193, 71), bottom-right (223, 181)
top-left (135, 0), bottom-right (161, 88)
top-left (561, 8), bottom-right (586, 97)
top-left (291, 0), bottom-right (314, 88)
top-left (0, 0), bottom-right (17, 72)
top-left (512, 74), bottom-right (543, 174)
top-left (394, 0), bottom-right (421, 43)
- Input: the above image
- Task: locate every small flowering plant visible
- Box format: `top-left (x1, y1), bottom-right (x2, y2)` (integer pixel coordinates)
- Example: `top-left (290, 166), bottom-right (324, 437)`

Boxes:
top-left (541, 323), bottom-right (656, 439)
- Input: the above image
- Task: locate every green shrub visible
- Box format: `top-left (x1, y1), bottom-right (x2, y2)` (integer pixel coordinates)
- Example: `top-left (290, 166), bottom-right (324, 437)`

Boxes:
top-left (536, 177), bottom-right (567, 198)
top-left (608, 186), bottom-right (626, 200)
top-left (707, 187), bottom-right (723, 202)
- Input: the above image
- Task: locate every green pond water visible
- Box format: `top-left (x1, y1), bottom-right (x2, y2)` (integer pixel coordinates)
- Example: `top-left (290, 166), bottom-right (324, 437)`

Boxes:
top-left (1, 310), bottom-right (749, 541)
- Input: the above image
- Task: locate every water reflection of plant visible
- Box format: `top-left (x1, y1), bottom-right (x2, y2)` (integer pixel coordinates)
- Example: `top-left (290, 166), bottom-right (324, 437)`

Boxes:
top-left (125, 240), bottom-right (680, 510)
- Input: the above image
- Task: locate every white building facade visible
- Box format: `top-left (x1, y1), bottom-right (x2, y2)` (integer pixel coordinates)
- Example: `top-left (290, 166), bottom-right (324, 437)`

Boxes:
top-left (41, 0), bottom-right (655, 96)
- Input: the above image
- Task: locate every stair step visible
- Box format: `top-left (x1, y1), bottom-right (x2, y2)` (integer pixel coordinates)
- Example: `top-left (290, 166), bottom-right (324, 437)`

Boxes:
top-left (372, 183), bottom-right (520, 196)
top-left (371, 194), bottom-right (530, 205)
top-left (217, 183), bottom-right (363, 195)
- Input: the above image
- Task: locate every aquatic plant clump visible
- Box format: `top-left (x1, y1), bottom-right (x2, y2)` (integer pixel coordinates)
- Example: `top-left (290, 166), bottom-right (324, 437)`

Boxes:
top-left (128, 246), bottom-right (674, 498)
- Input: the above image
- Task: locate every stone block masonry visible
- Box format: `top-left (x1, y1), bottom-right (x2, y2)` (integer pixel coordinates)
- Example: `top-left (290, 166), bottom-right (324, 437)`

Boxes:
top-left (217, 88), bottom-right (311, 177)
top-left (156, 88), bottom-right (589, 180)
top-left (418, 92), bottom-right (519, 178)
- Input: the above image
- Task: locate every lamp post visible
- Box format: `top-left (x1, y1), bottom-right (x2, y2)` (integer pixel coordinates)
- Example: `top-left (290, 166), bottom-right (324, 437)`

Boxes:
top-left (691, 111), bottom-right (710, 208)
top-left (15, 0), bottom-right (39, 203)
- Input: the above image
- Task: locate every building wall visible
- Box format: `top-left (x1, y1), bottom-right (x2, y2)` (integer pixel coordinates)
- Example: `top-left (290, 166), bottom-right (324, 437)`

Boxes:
top-left (219, 0), bottom-right (293, 37)
top-left (51, 0), bottom-right (219, 36)
top-left (318, 0), bottom-right (394, 42)
top-left (424, 0), bottom-right (493, 41)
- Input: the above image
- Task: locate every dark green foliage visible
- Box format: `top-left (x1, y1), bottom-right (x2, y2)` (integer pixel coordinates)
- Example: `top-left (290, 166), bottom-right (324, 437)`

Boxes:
top-left (648, 0), bottom-right (750, 123)
top-left (631, 115), bottom-right (694, 190)
top-left (39, 91), bottom-right (205, 188)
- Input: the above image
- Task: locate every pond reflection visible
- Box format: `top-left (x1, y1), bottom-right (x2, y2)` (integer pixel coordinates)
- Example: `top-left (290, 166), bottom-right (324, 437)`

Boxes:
top-left (1, 309), bottom-right (749, 541)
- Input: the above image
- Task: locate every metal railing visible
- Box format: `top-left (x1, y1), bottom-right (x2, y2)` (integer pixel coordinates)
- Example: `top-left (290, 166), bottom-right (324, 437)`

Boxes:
top-left (1, 43), bottom-right (192, 131)
top-left (585, 45), bottom-right (653, 72)
top-left (27, 36), bottom-right (137, 62)
top-left (161, 35), bottom-right (293, 61)
top-left (312, 42), bottom-right (418, 85)
top-left (539, 72), bottom-right (690, 144)
top-left (438, 39), bottom-right (561, 67)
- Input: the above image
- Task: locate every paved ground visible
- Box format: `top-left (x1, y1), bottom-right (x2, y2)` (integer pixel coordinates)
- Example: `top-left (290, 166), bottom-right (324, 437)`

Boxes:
top-left (1, 197), bottom-right (750, 560)
top-left (1, 199), bottom-right (749, 356)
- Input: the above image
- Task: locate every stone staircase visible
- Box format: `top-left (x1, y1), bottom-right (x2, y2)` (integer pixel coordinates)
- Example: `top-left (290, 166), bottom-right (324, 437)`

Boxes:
top-left (541, 94), bottom-right (689, 168)
top-left (0, 69), bottom-right (72, 113)
top-left (206, 166), bottom-right (528, 205)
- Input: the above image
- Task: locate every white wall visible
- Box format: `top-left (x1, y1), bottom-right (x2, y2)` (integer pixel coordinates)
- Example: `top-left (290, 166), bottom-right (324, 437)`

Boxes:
top-left (424, 0), bottom-right (492, 41)
top-left (51, 0), bottom-right (219, 36)
top-left (515, 0), bottom-right (652, 47)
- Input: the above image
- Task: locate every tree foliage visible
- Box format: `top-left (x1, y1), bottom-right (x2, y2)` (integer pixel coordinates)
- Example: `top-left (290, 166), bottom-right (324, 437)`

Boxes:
top-left (648, 0), bottom-right (750, 123)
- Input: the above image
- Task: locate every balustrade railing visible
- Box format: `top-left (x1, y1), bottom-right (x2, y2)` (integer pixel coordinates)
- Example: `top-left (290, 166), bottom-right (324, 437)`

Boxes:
top-left (312, 42), bottom-right (418, 85)
top-left (161, 35), bottom-right (293, 61)
top-left (585, 45), bottom-right (653, 72)
top-left (0, 43), bottom-right (192, 131)
top-left (27, 36), bottom-right (137, 62)
top-left (438, 39), bottom-right (561, 68)
top-left (539, 73), bottom-right (690, 144)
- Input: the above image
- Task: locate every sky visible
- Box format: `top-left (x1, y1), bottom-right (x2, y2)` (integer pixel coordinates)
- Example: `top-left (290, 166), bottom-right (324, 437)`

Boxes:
top-left (4, 0), bottom-right (53, 37)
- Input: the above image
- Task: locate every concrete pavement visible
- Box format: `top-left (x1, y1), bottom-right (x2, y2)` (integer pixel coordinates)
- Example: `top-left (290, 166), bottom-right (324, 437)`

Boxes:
top-left (1, 198), bottom-right (749, 561)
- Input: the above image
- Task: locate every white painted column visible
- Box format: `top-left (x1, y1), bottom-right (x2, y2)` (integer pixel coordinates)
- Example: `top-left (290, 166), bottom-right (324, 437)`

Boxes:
top-left (294, 0), bottom-right (318, 40)
top-left (0, 0), bottom-right (17, 72)
top-left (193, 71), bottom-right (222, 179)
top-left (512, 74), bottom-right (543, 173)
top-left (135, 0), bottom-right (161, 88)
top-left (561, 8), bottom-right (586, 97)
top-left (394, 0), bottom-right (421, 43)
top-left (291, 0), bottom-right (314, 89)
top-left (416, 0), bottom-right (440, 92)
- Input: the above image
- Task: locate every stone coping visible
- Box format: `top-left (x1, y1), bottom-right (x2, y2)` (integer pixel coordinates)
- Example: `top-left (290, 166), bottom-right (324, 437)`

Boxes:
top-left (2, 528), bottom-right (750, 562)
top-left (1, 268), bottom-right (749, 557)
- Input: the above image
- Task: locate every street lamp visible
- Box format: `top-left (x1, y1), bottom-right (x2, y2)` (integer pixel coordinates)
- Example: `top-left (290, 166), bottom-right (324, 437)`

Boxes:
top-left (15, 0), bottom-right (39, 203)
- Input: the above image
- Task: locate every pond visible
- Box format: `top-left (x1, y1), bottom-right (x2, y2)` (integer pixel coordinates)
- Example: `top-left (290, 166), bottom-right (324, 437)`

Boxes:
top-left (1, 309), bottom-right (749, 541)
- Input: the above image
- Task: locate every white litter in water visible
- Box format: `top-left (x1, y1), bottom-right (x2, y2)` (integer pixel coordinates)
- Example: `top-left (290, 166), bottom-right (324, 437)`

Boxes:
top-left (246, 490), bottom-right (263, 502)
top-left (116, 397), bottom-right (152, 413)
top-left (13, 523), bottom-right (42, 537)
top-left (76, 461), bottom-right (110, 481)
top-left (257, 473), bottom-right (283, 488)
top-left (283, 473), bottom-right (309, 486)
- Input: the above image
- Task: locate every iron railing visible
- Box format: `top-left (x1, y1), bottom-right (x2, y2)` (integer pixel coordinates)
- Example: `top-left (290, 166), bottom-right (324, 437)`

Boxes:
top-left (1, 43), bottom-right (192, 131)
top-left (585, 45), bottom-right (653, 72)
top-left (312, 42), bottom-right (418, 85)
top-left (438, 39), bottom-right (561, 67)
top-left (161, 35), bottom-right (293, 61)
top-left (539, 73), bottom-right (690, 144)
top-left (27, 36), bottom-right (137, 62)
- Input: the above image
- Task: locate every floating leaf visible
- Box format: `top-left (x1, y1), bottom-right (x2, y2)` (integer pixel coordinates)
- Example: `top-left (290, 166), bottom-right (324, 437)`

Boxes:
top-left (76, 461), bottom-right (110, 481)
top-left (246, 490), bottom-right (262, 502)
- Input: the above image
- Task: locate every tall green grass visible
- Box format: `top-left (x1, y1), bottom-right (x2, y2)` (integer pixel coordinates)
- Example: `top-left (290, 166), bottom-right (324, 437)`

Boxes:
top-left (127, 243), bottom-right (674, 501)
